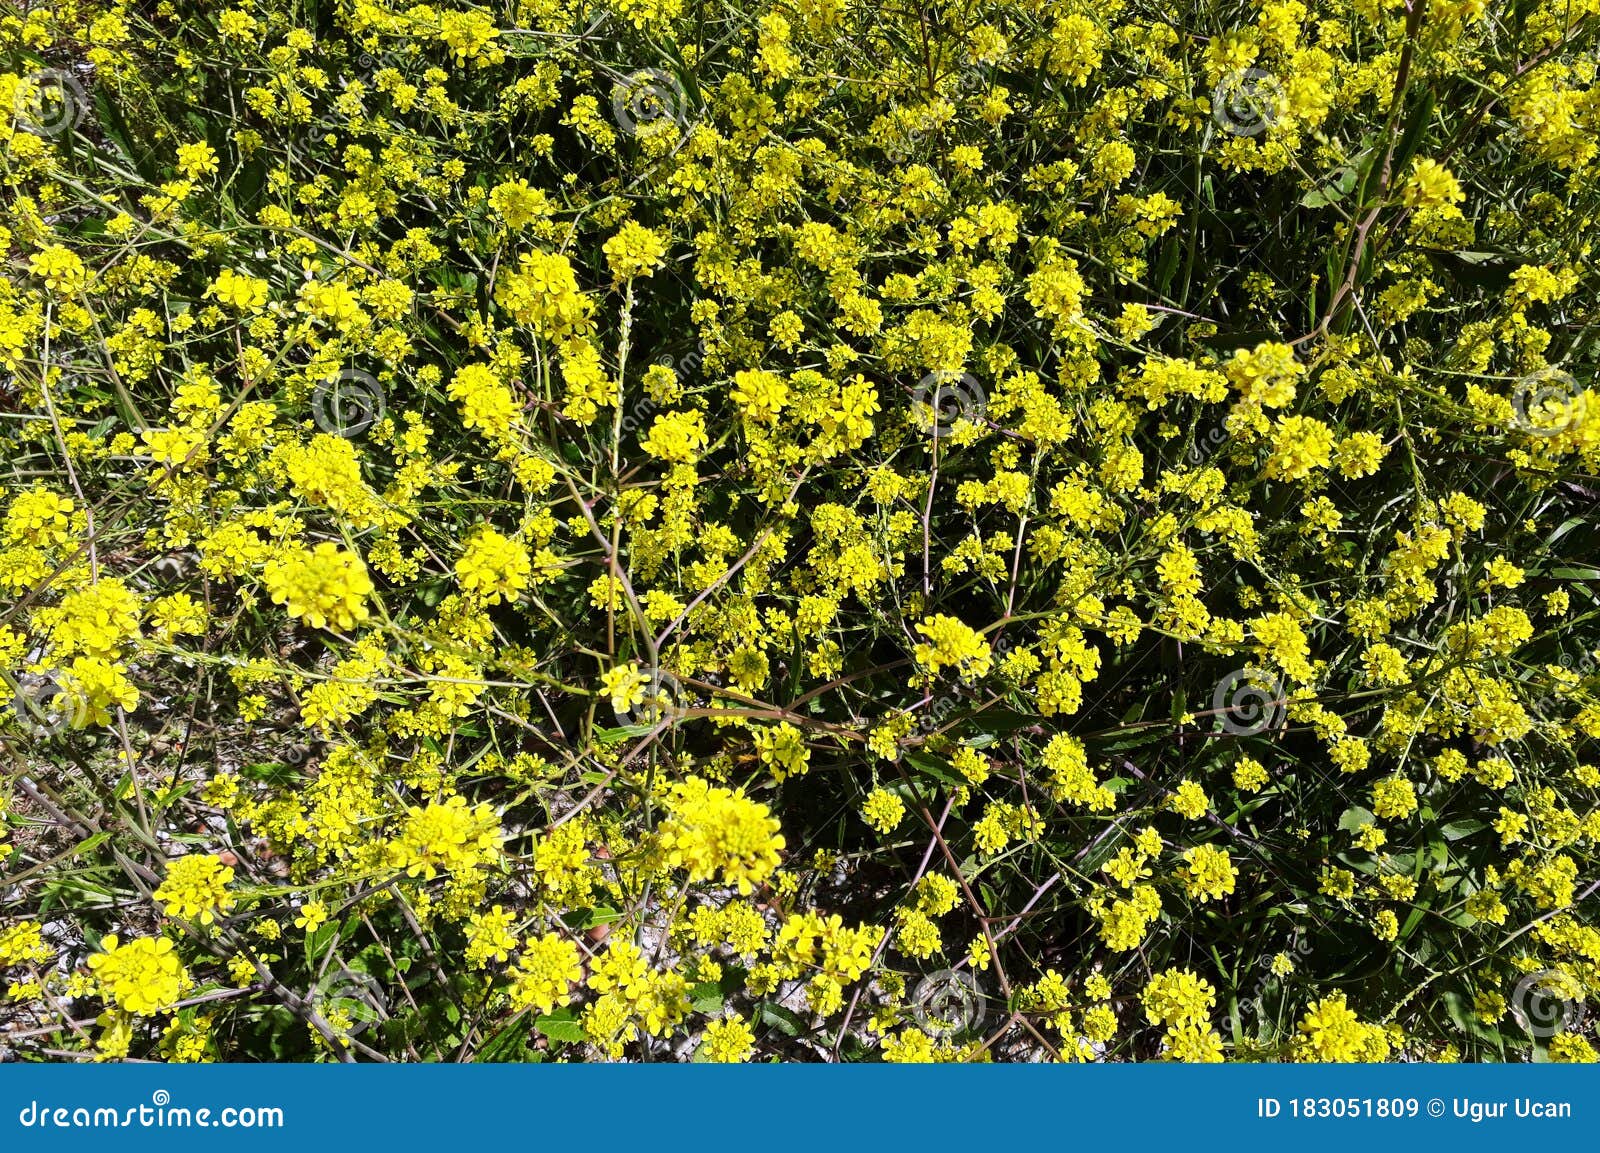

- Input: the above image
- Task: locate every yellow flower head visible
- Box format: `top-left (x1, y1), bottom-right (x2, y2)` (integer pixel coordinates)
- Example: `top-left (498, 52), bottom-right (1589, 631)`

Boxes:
top-left (153, 854), bottom-right (236, 924)
top-left (263, 542), bottom-right (373, 631)
top-left (660, 776), bottom-right (785, 894)
top-left (88, 935), bottom-right (187, 1016)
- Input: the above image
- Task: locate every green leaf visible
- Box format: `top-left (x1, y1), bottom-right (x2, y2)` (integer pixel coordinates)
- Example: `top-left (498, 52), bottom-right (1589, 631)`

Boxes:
top-left (304, 920), bottom-right (338, 964)
top-left (534, 1008), bottom-right (586, 1044)
top-left (1391, 88), bottom-right (1437, 182)
top-left (1094, 728), bottom-right (1168, 755)
top-left (759, 1002), bottom-right (807, 1037)
top-left (239, 761), bottom-right (304, 787)
top-left (477, 1025), bottom-right (541, 1063)
top-left (70, 831), bottom-right (110, 857)
top-left (689, 980), bottom-right (725, 1015)
top-left (1338, 806), bottom-right (1375, 832)
top-left (1440, 819), bottom-right (1486, 841)
top-left (563, 906), bottom-right (622, 930)
top-left (1301, 165), bottom-right (1359, 208)
top-left (593, 723), bottom-right (657, 742)
top-left (904, 751), bottom-right (964, 787)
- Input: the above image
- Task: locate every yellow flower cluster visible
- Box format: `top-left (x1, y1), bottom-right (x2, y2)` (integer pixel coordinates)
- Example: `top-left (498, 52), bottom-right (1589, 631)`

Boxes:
top-left (153, 854), bottom-right (236, 924)
top-left (263, 543), bottom-right (374, 632)
top-left (659, 777), bottom-right (785, 895)
top-left (87, 935), bottom-right (188, 1016)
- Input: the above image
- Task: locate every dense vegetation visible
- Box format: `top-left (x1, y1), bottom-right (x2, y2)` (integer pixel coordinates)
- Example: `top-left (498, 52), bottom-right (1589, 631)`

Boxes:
top-left (2, 0), bottom-right (1599, 1062)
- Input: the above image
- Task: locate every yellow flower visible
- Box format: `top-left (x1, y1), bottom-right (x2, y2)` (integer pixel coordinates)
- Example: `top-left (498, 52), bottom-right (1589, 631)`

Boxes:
top-left (509, 932), bottom-right (582, 1015)
top-left (153, 854), bottom-right (236, 924)
top-left (602, 221), bottom-right (668, 281)
top-left (1176, 844), bottom-right (1237, 903)
top-left (389, 795), bottom-right (502, 880)
top-left (1293, 992), bottom-right (1390, 1062)
top-left (465, 906), bottom-right (518, 967)
top-left (1401, 158), bottom-right (1464, 208)
top-left (206, 269), bottom-right (269, 312)
top-left (701, 1014), bottom-right (756, 1062)
top-left (455, 528), bottom-right (531, 604)
top-left (730, 369), bottom-right (789, 424)
top-left (659, 776), bottom-right (785, 894)
top-left (447, 364), bottom-right (519, 435)
top-left (54, 656), bottom-right (140, 726)
top-left (489, 179), bottom-right (551, 228)
top-left (754, 721), bottom-right (810, 781)
top-left (175, 141), bottom-right (218, 179)
top-left (1267, 414), bottom-right (1333, 480)
top-left (294, 901), bottom-right (329, 933)
top-left (4, 486), bottom-right (75, 547)
top-left (1371, 776), bottom-right (1418, 821)
top-left (913, 614), bottom-right (993, 679)
top-left (87, 935), bottom-right (187, 1016)
top-left (263, 543), bottom-right (373, 631)
top-left (1142, 967), bottom-right (1216, 1027)
top-left (437, 9), bottom-right (501, 65)
top-left (860, 787), bottom-right (905, 834)
top-left (640, 410), bottom-right (708, 463)
top-left (29, 245), bottom-right (89, 294)
top-left (1168, 780), bottom-right (1210, 820)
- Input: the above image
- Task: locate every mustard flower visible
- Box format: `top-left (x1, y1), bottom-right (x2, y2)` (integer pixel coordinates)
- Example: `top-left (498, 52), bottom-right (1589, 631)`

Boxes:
top-left (88, 935), bottom-right (187, 1016)
top-left (153, 854), bottom-right (236, 924)
top-left (659, 777), bottom-right (785, 895)
top-left (263, 542), bottom-right (373, 632)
